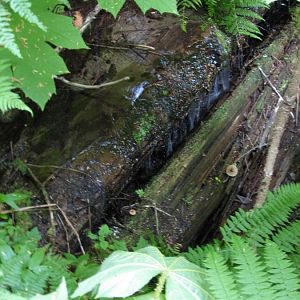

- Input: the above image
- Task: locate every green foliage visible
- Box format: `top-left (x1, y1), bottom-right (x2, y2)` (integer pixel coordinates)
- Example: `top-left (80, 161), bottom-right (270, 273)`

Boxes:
top-left (135, 188), bottom-right (146, 198)
top-left (72, 246), bottom-right (209, 299)
top-left (221, 183), bottom-right (300, 246)
top-left (88, 224), bottom-right (128, 259)
top-left (0, 59), bottom-right (33, 115)
top-left (97, 0), bottom-right (178, 18)
top-left (133, 114), bottom-right (156, 145)
top-left (177, 0), bottom-right (202, 11)
top-left (0, 0), bottom-right (87, 113)
top-left (203, 0), bottom-right (268, 38)
top-left (2, 183), bottom-right (300, 299)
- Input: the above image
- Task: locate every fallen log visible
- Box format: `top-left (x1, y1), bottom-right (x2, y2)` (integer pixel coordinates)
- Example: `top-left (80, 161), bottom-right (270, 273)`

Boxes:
top-left (119, 24), bottom-right (299, 247)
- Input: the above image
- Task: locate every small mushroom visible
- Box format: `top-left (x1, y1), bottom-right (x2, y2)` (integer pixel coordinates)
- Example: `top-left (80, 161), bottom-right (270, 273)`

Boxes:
top-left (129, 209), bottom-right (137, 216)
top-left (226, 164), bottom-right (238, 177)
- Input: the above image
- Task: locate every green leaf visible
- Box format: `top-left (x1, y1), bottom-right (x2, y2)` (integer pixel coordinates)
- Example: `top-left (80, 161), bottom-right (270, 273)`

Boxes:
top-left (97, 0), bottom-right (126, 18)
top-left (72, 246), bottom-right (211, 299)
top-left (0, 191), bottom-right (30, 209)
top-left (125, 292), bottom-right (165, 299)
top-left (72, 246), bottom-right (164, 298)
top-left (134, 0), bottom-right (178, 15)
top-left (0, 289), bottom-right (27, 300)
top-left (8, 17), bottom-right (69, 109)
top-left (164, 256), bottom-right (210, 299)
top-left (28, 248), bottom-right (46, 271)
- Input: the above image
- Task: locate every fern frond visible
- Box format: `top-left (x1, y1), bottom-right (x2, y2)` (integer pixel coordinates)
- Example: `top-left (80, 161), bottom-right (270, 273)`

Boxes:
top-left (264, 241), bottom-right (300, 299)
top-left (177, 0), bottom-right (202, 11)
top-left (272, 220), bottom-right (300, 254)
top-left (44, 254), bottom-right (77, 293)
top-left (0, 3), bottom-right (21, 58)
top-left (230, 235), bottom-right (275, 299)
top-left (0, 60), bottom-right (33, 115)
top-left (221, 183), bottom-right (300, 246)
top-left (5, 0), bottom-right (46, 31)
top-left (204, 250), bottom-right (240, 300)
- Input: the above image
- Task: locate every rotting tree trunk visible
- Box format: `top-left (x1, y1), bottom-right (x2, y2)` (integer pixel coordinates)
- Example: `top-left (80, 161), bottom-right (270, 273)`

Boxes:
top-left (119, 24), bottom-right (299, 248)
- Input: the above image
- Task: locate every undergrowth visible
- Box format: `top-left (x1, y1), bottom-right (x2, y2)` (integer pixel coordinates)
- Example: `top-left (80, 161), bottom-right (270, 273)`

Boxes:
top-left (0, 183), bottom-right (300, 299)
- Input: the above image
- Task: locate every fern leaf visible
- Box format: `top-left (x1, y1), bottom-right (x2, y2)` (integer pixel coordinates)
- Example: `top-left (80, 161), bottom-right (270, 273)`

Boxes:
top-left (0, 3), bottom-right (21, 58)
top-left (0, 60), bottom-right (33, 115)
top-left (221, 183), bottom-right (300, 246)
top-left (230, 235), bottom-right (275, 299)
top-left (177, 0), bottom-right (202, 11)
top-left (5, 0), bottom-right (46, 31)
top-left (272, 220), bottom-right (300, 254)
top-left (204, 250), bottom-right (240, 300)
top-left (264, 241), bottom-right (300, 299)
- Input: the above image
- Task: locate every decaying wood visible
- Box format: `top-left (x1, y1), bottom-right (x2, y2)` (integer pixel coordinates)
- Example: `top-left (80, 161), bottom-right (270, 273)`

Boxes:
top-left (255, 42), bottom-right (300, 207)
top-left (119, 24), bottom-right (299, 247)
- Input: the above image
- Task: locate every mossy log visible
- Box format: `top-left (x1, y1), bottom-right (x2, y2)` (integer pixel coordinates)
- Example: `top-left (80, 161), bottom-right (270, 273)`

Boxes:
top-left (120, 24), bottom-right (298, 247)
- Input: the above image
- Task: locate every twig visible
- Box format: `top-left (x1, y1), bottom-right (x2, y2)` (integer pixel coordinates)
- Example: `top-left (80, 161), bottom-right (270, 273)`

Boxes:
top-left (79, 4), bottom-right (101, 34)
top-left (56, 205), bottom-right (85, 254)
top-left (27, 163), bottom-right (92, 181)
top-left (141, 205), bottom-right (174, 217)
top-left (296, 87), bottom-right (299, 127)
top-left (0, 203), bottom-right (57, 214)
top-left (258, 67), bottom-right (284, 102)
top-left (55, 75), bottom-right (130, 89)
top-left (87, 42), bottom-right (155, 51)
top-left (10, 141), bottom-right (14, 161)
top-left (0, 203), bottom-right (85, 254)
top-left (56, 214), bottom-right (70, 253)
top-left (234, 143), bottom-right (267, 163)
top-left (27, 167), bottom-right (56, 237)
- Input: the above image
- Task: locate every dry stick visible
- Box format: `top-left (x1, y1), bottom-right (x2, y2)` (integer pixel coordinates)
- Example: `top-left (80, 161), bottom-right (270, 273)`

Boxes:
top-left (27, 163), bottom-right (93, 179)
top-left (55, 76), bottom-right (130, 90)
top-left (0, 203), bottom-right (85, 254)
top-left (0, 203), bottom-right (57, 214)
top-left (27, 167), bottom-right (56, 237)
top-left (255, 54), bottom-right (300, 207)
top-left (56, 4), bottom-right (131, 89)
top-left (56, 205), bottom-right (85, 254)
top-left (296, 87), bottom-right (299, 127)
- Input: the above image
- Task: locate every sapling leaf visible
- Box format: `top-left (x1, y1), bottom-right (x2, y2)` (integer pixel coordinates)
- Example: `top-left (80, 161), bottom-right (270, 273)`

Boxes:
top-left (0, 191), bottom-right (30, 209)
top-left (72, 246), bottom-right (211, 299)
top-left (134, 0), bottom-right (178, 15)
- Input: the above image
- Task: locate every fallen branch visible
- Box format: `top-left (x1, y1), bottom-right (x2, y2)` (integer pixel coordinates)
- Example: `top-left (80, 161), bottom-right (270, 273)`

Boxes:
top-left (55, 75), bottom-right (130, 89)
top-left (27, 167), bottom-right (56, 238)
top-left (255, 49), bottom-right (300, 207)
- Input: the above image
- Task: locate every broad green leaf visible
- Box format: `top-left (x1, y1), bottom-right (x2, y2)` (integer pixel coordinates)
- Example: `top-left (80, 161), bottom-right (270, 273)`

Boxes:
top-left (125, 292), bottom-right (165, 299)
top-left (30, 278), bottom-right (68, 300)
top-left (0, 243), bottom-right (15, 261)
top-left (0, 289), bottom-right (27, 300)
top-left (134, 0), bottom-right (178, 15)
top-left (73, 246), bottom-right (211, 299)
top-left (8, 16), bottom-right (69, 109)
top-left (97, 0), bottom-right (126, 18)
top-left (165, 256), bottom-right (211, 300)
top-left (72, 246), bottom-right (165, 298)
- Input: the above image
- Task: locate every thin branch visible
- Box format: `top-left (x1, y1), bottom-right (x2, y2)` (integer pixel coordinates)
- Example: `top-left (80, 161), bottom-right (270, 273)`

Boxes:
top-left (55, 75), bottom-right (130, 89)
top-left (0, 203), bottom-right (85, 254)
top-left (0, 204), bottom-right (57, 214)
top-left (258, 67), bottom-right (284, 102)
top-left (56, 205), bottom-right (85, 254)
top-left (27, 167), bottom-right (56, 237)
top-left (79, 4), bottom-right (101, 34)
top-left (87, 42), bottom-right (155, 51)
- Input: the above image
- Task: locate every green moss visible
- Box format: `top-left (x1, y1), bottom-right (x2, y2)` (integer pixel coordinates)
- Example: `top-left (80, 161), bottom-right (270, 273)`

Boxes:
top-left (133, 114), bottom-right (156, 145)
